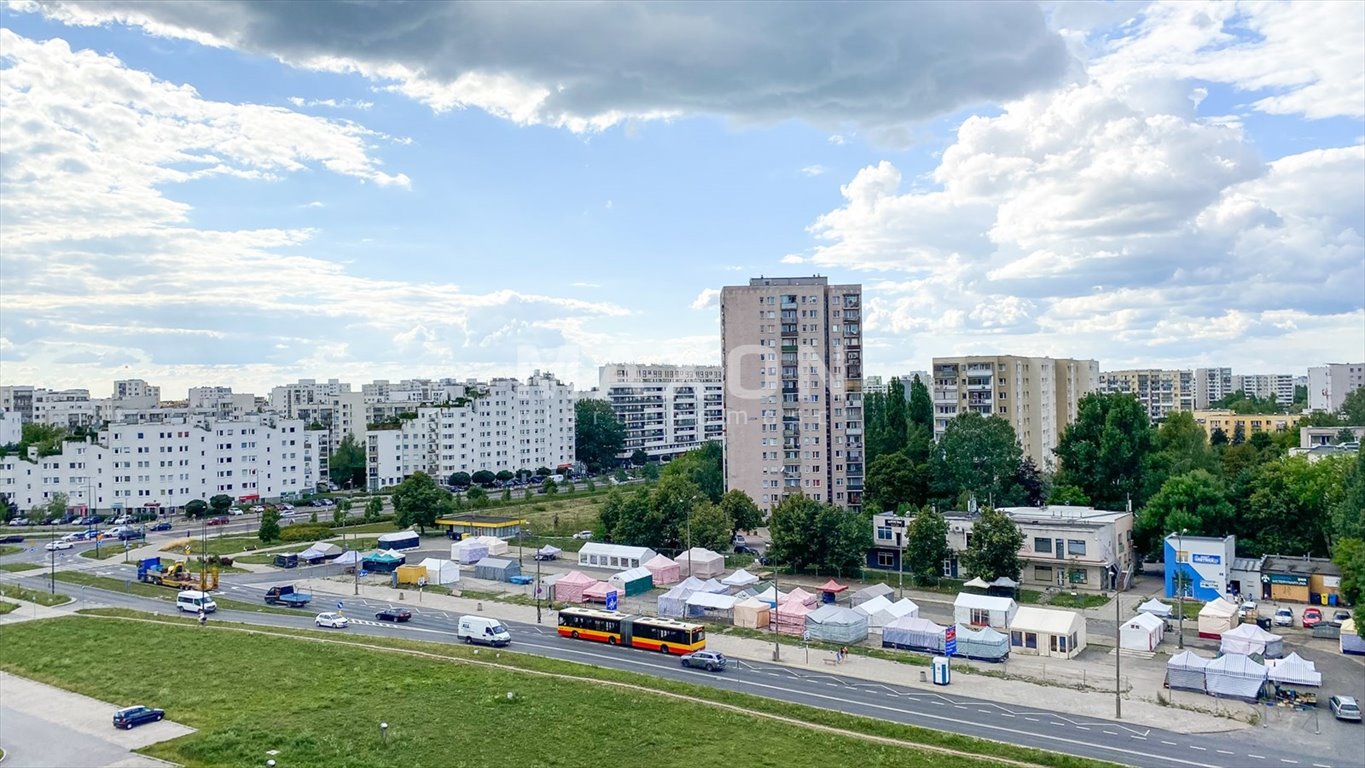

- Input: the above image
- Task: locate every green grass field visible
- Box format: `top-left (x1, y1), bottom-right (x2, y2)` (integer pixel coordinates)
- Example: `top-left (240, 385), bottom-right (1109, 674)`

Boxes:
top-left (0, 562), bottom-right (40, 572)
top-left (0, 544), bottom-right (23, 557)
top-left (50, 572), bottom-right (303, 616)
top-left (0, 614), bottom-right (1106, 768)
top-left (79, 544), bottom-right (130, 560)
top-left (0, 598), bottom-right (17, 614)
top-left (0, 583), bottom-right (71, 606)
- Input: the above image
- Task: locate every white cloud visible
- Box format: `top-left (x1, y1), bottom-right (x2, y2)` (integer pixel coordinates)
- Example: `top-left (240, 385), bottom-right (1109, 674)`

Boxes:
top-left (17, 1), bottom-right (1072, 136)
top-left (801, 165), bottom-right (828, 177)
top-left (827, 134), bottom-right (847, 145)
top-left (690, 288), bottom-right (721, 311)
top-left (287, 96), bottom-right (374, 110)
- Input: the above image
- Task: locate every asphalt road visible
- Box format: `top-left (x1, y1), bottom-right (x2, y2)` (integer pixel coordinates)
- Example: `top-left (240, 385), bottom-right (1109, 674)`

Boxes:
top-left (5, 572), bottom-right (1348, 768)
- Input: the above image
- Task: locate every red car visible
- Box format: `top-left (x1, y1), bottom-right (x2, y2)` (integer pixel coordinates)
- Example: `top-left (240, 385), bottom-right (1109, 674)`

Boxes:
top-left (206, 516), bottom-right (230, 526)
top-left (1302, 607), bottom-right (1323, 628)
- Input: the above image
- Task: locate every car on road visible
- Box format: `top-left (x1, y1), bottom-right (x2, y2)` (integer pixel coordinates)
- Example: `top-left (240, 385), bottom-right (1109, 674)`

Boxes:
top-left (149, 521), bottom-right (173, 532)
top-left (0, 534), bottom-right (25, 544)
top-left (229, 508), bottom-right (245, 516)
top-left (111, 515), bottom-right (133, 526)
top-left (1330, 695), bottom-right (1362, 722)
top-left (10, 518), bottom-right (29, 526)
top-left (250, 505), bottom-right (265, 513)
top-left (206, 516), bottom-right (230, 526)
top-left (113, 705), bottom-right (164, 730)
top-left (314, 612), bottom-right (349, 628)
top-left (1302, 607), bottom-right (1323, 628)
top-left (61, 532), bottom-right (85, 542)
top-left (280, 503), bottom-right (294, 511)
top-left (572, 530), bottom-right (593, 540)
top-left (44, 540), bottom-right (74, 551)
top-left (680, 650), bottom-right (727, 672)
top-left (734, 545), bottom-right (760, 556)
top-left (375, 607), bottom-right (412, 623)
top-left (1273, 607), bottom-right (1294, 627)
top-left (1331, 609), bottom-right (1352, 626)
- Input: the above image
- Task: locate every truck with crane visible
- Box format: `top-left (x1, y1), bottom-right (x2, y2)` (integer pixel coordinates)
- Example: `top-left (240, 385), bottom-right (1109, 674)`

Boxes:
top-left (136, 557), bottom-right (218, 591)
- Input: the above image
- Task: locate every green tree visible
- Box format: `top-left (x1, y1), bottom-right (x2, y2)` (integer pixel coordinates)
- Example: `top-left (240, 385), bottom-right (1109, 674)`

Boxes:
top-left (643, 462), bottom-right (661, 481)
top-left (391, 472), bottom-right (444, 534)
top-left (1053, 392), bottom-right (1155, 509)
top-left (466, 486), bottom-right (490, 508)
top-left (258, 508), bottom-right (281, 543)
top-left (904, 507), bottom-right (949, 586)
top-left (184, 499), bottom-right (208, 520)
top-left (1341, 389), bottom-right (1365, 424)
top-left (332, 499), bottom-right (349, 526)
top-left (866, 452), bottom-right (922, 513)
top-left (907, 375), bottom-right (933, 432)
top-left (541, 477), bottom-right (558, 495)
top-left (364, 496), bottom-right (383, 523)
top-left (208, 494), bottom-right (233, 517)
top-left (1209, 427), bottom-right (1229, 447)
top-left (961, 507), bottom-right (1024, 581)
top-left (1135, 470), bottom-right (1234, 556)
top-left (1333, 538), bottom-right (1365, 611)
top-left (1048, 484), bottom-right (1091, 506)
top-left (327, 434), bottom-right (367, 490)
top-left (718, 489), bottom-right (764, 535)
top-left (448, 471), bottom-right (471, 487)
top-left (881, 377), bottom-right (909, 457)
top-left (41, 492), bottom-right (69, 523)
top-left (687, 500), bottom-right (734, 553)
top-left (660, 442), bottom-right (724, 503)
top-left (1241, 455), bottom-right (1349, 557)
top-left (629, 450), bottom-right (648, 467)
top-left (766, 495), bottom-right (869, 574)
top-left (1333, 449), bottom-right (1365, 543)
top-left (472, 470), bottom-right (496, 487)
top-left (1146, 411), bottom-right (1219, 497)
top-left (575, 399), bottom-right (627, 472)
top-left (1014, 457), bottom-right (1046, 507)
top-left (309, 509), bottom-right (319, 524)
top-left (495, 470), bottom-right (514, 484)
top-left (932, 412), bottom-right (1023, 507)
top-left (598, 486), bottom-right (656, 546)
top-left (767, 495), bottom-right (822, 570)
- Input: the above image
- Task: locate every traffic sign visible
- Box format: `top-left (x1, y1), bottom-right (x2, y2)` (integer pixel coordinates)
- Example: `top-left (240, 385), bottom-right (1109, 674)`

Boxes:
top-left (944, 625), bottom-right (957, 657)
top-left (337, 601), bottom-right (344, 610)
top-left (605, 592), bottom-right (619, 611)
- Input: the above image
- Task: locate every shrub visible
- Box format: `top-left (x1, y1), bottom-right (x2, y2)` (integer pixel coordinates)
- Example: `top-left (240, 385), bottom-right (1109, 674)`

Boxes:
top-left (281, 524), bottom-right (331, 542)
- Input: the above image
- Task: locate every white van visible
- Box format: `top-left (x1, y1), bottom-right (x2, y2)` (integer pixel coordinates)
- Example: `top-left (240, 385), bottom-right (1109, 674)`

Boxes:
top-left (457, 615), bottom-right (511, 646)
top-left (176, 590), bottom-right (217, 614)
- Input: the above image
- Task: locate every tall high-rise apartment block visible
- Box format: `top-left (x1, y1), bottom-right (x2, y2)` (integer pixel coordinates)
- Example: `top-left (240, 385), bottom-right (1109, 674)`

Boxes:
top-left (598, 364), bottom-right (724, 461)
top-left (1097, 369), bottom-right (1194, 423)
top-left (1232, 373), bottom-right (1296, 406)
top-left (1194, 367), bottom-right (1233, 410)
top-left (721, 277), bottom-right (864, 512)
top-left (932, 356), bottom-right (1099, 468)
top-left (1308, 363), bottom-right (1365, 413)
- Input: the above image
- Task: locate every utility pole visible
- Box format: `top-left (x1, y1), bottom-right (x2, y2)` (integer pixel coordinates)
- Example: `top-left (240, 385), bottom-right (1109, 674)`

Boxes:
top-left (535, 548), bottom-right (542, 624)
top-left (772, 565), bottom-right (780, 661)
top-left (1176, 528), bottom-right (1186, 650)
top-left (897, 528), bottom-right (904, 600)
top-left (352, 517), bottom-right (359, 596)
top-left (49, 518), bottom-right (56, 594)
top-left (1115, 594), bottom-right (1122, 719)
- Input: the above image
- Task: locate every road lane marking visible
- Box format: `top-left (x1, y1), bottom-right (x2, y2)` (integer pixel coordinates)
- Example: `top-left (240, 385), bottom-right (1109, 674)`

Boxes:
top-left (1216, 750), bottom-right (1233, 755)
top-left (1131, 736), bottom-right (1146, 740)
top-left (1189, 746), bottom-right (1206, 751)
top-left (1074, 726), bottom-right (1089, 731)
top-left (1279, 761), bottom-right (1297, 765)
top-left (1162, 741), bottom-right (1177, 746)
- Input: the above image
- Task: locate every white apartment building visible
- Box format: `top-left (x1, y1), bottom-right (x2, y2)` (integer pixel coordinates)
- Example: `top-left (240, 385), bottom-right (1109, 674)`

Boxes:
top-left (1308, 363), bottom-right (1365, 412)
top-left (1232, 373), bottom-right (1296, 406)
top-left (0, 411), bottom-right (21, 446)
top-left (0, 414), bottom-right (319, 514)
top-left (598, 364), bottom-right (724, 461)
top-left (365, 372), bottom-right (575, 490)
top-left (1194, 367), bottom-right (1233, 410)
top-left (1097, 369), bottom-right (1193, 423)
top-left (113, 379), bottom-right (160, 407)
top-left (32, 388), bottom-right (99, 428)
top-left (864, 372), bottom-right (930, 398)
top-left (932, 356), bottom-right (1098, 467)
top-left (721, 277), bottom-right (865, 512)
top-left (0, 385), bottom-right (36, 423)
top-left (187, 386), bottom-right (260, 421)
top-left (269, 378), bottom-right (353, 422)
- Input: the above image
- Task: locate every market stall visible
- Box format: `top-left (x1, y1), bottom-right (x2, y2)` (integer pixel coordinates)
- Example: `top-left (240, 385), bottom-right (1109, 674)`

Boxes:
top-left (851, 583), bottom-right (894, 608)
top-left (377, 531), bottom-right (420, 551)
top-left (451, 539), bottom-right (489, 565)
top-left (817, 579), bottom-right (848, 604)
top-left (552, 570), bottom-right (597, 603)
top-left (1197, 597), bottom-right (1239, 638)
top-left (674, 547), bottom-right (726, 579)
top-left (473, 557), bottom-right (521, 583)
top-left (609, 566), bottom-right (655, 597)
top-left (1266, 653), bottom-right (1322, 687)
top-left (1204, 653), bottom-right (1267, 701)
top-left (953, 593), bottom-right (1017, 630)
top-left (953, 624), bottom-right (1010, 662)
top-left (643, 553), bottom-right (681, 586)
top-left (1120, 611), bottom-right (1165, 652)
top-left (772, 599), bottom-right (814, 635)
top-left (721, 569), bottom-right (759, 590)
top-left (805, 604), bottom-right (868, 644)
top-left (733, 597), bottom-right (771, 629)
top-left (472, 535), bottom-right (510, 556)
top-left (1165, 651), bottom-right (1209, 692)
top-left (582, 580), bottom-right (619, 605)
top-left (1137, 598), bottom-right (1173, 619)
top-left (854, 596), bottom-right (920, 634)
top-left (686, 591), bottom-right (738, 621)
top-left (881, 616), bottom-right (946, 654)
top-left (1219, 623), bottom-right (1284, 658)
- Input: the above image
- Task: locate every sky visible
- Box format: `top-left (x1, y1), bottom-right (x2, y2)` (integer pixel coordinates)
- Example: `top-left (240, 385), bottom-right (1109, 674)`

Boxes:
top-left (1, 0), bottom-right (1362, 399)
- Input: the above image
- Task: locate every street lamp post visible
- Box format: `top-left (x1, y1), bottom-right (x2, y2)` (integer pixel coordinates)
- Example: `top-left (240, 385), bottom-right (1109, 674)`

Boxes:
top-left (1114, 594), bottom-right (1122, 719)
top-left (49, 518), bottom-right (56, 594)
top-left (1176, 528), bottom-right (1186, 650)
top-left (535, 537), bottom-right (542, 625)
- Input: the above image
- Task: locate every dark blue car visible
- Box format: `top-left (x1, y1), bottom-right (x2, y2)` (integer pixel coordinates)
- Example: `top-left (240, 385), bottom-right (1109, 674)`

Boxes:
top-left (149, 521), bottom-right (173, 532)
top-left (113, 705), bottom-right (164, 729)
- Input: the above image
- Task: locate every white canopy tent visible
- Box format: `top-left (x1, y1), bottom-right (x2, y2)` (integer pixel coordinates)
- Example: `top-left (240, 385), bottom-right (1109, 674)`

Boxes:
top-left (451, 540), bottom-right (489, 565)
top-left (1197, 598), bottom-right (1239, 638)
top-left (754, 585), bottom-right (788, 606)
top-left (1137, 598), bottom-right (1173, 618)
top-left (1010, 606), bottom-right (1086, 659)
top-left (881, 616), bottom-right (946, 654)
top-left (721, 569), bottom-right (759, 588)
top-left (578, 542), bottom-right (658, 571)
top-left (1166, 651), bottom-right (1210, 692)
top-left (333, 550), bottom-right (362, 566)
top-left (417, 557), bottom-right (460, 585)
top-left (1266, 653), bottom-right (1322, 687)
top-left (953, 593), bottom-right (1017, 630)
top-left (850, 583), bottom-right (894, 608)
top-left (854, 596), bottom-right (920, 634)
top-left (805, 605), bottom-right (869, 644)
top-left (1120, 611), bottom-right (1165, 652)
top-left (471, 536), bottom-right (509, 556)
top-left (1220, 623), bottom-right (1284, 658)
top-left (674, 548), bottom-right (726, 579)
top-left (1204, 653), bottom-right (1267, 701)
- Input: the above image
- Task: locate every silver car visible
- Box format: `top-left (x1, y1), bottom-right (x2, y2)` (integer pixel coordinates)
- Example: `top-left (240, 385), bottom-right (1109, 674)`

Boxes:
top-left (1330, 696), bottom-right (1361, 722)
top-left (680, 650), bottom-right (727, 672)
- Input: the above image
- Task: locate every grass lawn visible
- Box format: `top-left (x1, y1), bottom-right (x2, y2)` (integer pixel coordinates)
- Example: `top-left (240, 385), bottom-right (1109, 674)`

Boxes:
top-left (0, 583), bottom-right (71, 606)
top-left (0, 613), bottom-right (1107, 768)
top-left (0, 598), bottom-right (17, 614)
top-left (50, 572), bottom-right (303, 616)
top-left (80, 545), bottom-right (130, 560)
top-left (0, 544), bottom-right (23, 557)
top-left (0, 561), bottom-right (40, 572)
top-left (160, 535), bottom-right (284, 557)
top-left (1044, 592), bottom-right (1112, 610)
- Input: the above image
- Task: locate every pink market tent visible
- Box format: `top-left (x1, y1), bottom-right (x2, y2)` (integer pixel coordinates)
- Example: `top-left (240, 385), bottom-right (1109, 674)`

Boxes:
top-left (782, 587), bottom-right (818, 607)
top-left (772, 600), bottom-right (814, 635)
top-left (554, 570), bottom-right (598, 603)
top-left (644, 554), bottom-right (681, 585)
top-left (583, 580), bottom-right (619, 605)
top-left (818, 579), bottom-right (848, 604)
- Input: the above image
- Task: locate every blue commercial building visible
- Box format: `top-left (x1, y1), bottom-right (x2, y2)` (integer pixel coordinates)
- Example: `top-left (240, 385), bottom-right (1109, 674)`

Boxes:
top-left (1164, 534), bottom-right (1236, 602)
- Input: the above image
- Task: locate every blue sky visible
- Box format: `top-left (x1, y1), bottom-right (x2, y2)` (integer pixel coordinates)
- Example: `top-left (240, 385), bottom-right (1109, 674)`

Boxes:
top-left (1, 1), bottom-right (1361, 398)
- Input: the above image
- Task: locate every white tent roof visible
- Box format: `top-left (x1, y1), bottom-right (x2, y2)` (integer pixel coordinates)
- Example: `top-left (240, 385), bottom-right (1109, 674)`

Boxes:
top-left (1125, 612), bottom-right (1164, 631)
top-left (953, 593), bottom-right (1016, 612)
top-left (613, 566), bottom-right (653, 582)
top-left (721, 568), bottom-right (759, 587)
top-left (1012, 606), bottom-right (1083, 635)
top-left (378, 531), bottom-right (419, 543)
top-left (963, 577), bottom-right (992, 589)
top-left (1138, 598), bottom-right (1173, 617)
top-left (854, 595), bottom-right (893, 617)
top-left (851, 583), bottom-right (894, 606)
top-left (886, 598), bottom-right (919, 618)
top-left (1167, 650), bottom-right (1210, 670)
top-left (697, 578), bottom-right (728, 593)
top-left (377, 549), bottom-right (406, 558)
top-left (885, 615), bottom-right (945, 633)
top-left (1266, 653), bottom-right (1321, 686)
top-left (536, 545), bottom-right (562, 557)
top-left (579, 542), bottom-right (657, 561)
top-left (1206, 653), bottom-right (1267, 678)
top-left (333, 550), bottom-right (362, 565)
top-left (1199, 597), bottom-right (1238, 618)
top-left (676, 576), bottom-right (707, 591)
top-left (991, 576), bottom-right (1019, 588)
top-left (1223, 622), bottom-right (1279, 641)
top-left (686, 592), bottom-right (739, 610)
top-left (807, 605), bottom-right (864, 625)
top-left (674, 547), bottom-right (724, 564)
top-left (754, 586), bottom-right (787, 603)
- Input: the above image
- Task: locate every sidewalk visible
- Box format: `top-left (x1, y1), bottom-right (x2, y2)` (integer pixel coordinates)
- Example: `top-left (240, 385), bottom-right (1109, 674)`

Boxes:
top-left (292, 573), bottom-right (1253, 736)
top-left (0, 594), bottom-right (81, 625)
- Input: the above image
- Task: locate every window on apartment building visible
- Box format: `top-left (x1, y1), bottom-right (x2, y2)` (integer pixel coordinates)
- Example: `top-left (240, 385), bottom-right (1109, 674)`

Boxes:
top-left (1034, 566), bottom-right (1053, 582)
top-left (1066, 540), bottom-right (1087, 557)
top-left (1033, 537), bottom-right (1052, 554)
top-left (876, 527), bottom-right (893, 542)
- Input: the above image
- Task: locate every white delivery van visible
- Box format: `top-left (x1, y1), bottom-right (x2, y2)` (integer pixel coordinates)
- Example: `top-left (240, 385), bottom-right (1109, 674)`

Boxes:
top-left (176, 590), bottom-right (217, 614)
top-left (457, 615), bottom-right (511, 646)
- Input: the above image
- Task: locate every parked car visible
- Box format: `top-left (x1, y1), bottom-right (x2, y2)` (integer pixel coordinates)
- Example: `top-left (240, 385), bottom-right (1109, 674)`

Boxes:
top-left (1302, 607), bottom-right (1323, 628)
top-left (734, 545), bottom-right (760, 556)
top-left (733, 534), bottom-right (746, 546)
top-left (206, 516), bottom-right (230, 526)
top-left (149, 521), bottom-right (173, 532)
top-left (0, 534), bottom-right (25, 544)
top-left (1330, 695), bottom-right (1362, 722)
top-left (1331, 609), bottom-right (1352, 626)
top-left (250, 505), bottom-right (266, 513)
top-left (572, 530), bottom-right (593, 540)
top-left (10, 518), bottom-right (29, 526)
top-left (680, 650), bottom-right (727, 672)
top-left (45, 540), bottom-right (74, 551)
top-left (375, 607), bottom-right (412, 623)
top-left (314, 612), bottom-right (349, 629)
top-left (229, 508), bottom-right (245, 516)
top-left (113, 705), bottom-right (164, 730)
top-left (61, 532), bottom-right (84, 542)
top-left (1273, 607), bottom-right (1294, 627)
top-left (111, 515), bottom-right (132, 526)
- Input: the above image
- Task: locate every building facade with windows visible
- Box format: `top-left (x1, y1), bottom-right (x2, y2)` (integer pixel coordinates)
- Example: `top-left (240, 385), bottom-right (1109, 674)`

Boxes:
top-left (721, 277), bottom-right (864, 512)
top-left (1191, 410), bottom-right (1301, 438)
top-left (1096, 368), bottom-right (1193, 423)
top-left (1232, 373), bottom-right (1296, 406)
top-left (1194, 367), bottom-right (1233, 410)
top-left (1308, 362), bottom-right (1365, 413)
top-left (0, 414), bottom-right (317, 515)
top-left (867, 506), bottom-right (1134, 592)
top-left (598, 364), bottom-right (724, 461)
top-left (932, 356), bottom-right (1098, 467)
